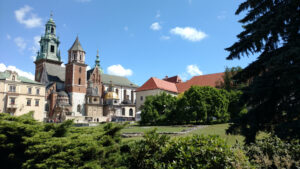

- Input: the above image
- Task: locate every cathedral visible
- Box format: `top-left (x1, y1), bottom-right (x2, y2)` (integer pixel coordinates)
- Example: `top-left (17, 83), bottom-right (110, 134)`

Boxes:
top-left (34, 15), bottom-right (138, 123)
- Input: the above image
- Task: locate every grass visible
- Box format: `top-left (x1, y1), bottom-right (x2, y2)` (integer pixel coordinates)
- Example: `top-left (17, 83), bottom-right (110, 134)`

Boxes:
top-left (121, 126), bottom-right (190, 133)
top-left (121, 123), bottom-right (269, 146)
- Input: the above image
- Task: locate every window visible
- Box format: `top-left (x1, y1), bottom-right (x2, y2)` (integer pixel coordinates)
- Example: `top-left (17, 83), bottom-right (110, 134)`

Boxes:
top-left (12, 75), bottom-right (15, 81)
top-left (45, 103), bottom-right (49, 111)
top-left (78, 78), bottom-right (81, 85)
top-left (10, 98), bottom-right (15, 105)
top-left (41, 45), bottom-right (44, 52)
top-left (129, 109), bottom-right (133, 116)
top-left (122, 108), bottom-right (125, 116)
top-left (9, 85), bottom-right (16, 92)
top-left (77, 105), bottom-right (81, 112)
top-left (79, 67), bottom-right (82, 73)
top-left (51, 27), bottom-right (54, 33)
top-left (27, 99), bottom-right (31, 106)
top-left (28, 87), bottom-right (32, 94)
top-left (80, 55), bottom-right (82, 60)
top-left (116, 89), bottom-right (119, 94)
top-left (123, 89), bottom-right (127, 100)
top-left (36, 88), bottom-right (40, 95)
top-left (140, 96), bottom-right (143, 101)
top-left (35, 100), bottom-right (39, 106)
top-left (50, 45), bottom-right (55, 53)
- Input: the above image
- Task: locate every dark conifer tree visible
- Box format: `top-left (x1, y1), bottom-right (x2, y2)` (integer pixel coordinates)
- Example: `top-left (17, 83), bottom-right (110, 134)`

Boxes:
top-left (226, 0), bottom-right (300, 143)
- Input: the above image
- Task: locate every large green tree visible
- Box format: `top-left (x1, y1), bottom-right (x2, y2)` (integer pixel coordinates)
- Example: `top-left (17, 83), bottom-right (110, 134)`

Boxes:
top-left (226, 0), bottom-right (300, 143)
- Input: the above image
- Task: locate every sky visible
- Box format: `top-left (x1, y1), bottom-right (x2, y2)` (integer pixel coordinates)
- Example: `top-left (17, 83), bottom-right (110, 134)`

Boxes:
top-left (0, 0), bottom-right (257, 86)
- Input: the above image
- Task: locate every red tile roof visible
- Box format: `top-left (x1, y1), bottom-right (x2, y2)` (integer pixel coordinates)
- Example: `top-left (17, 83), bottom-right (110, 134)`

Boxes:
top-left (176, 72), bottom-right (224, 93)
top-left (136, 77), bottom-right (178, 93)
top-left (163, 75), bottom-right (182, 83)
top-left (136, 73), bottom-right (224, 94)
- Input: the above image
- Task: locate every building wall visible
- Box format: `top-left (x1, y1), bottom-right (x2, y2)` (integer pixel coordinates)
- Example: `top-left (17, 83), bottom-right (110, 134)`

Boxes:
top-left (69, 92), bottom-right (85, 116)
top-left (65, 63), bottom-right (87, 93)
top-left (103, 85), bottom-right (136, 104)
top-left (86, 105), bottom-right (108, 122)
top-left (136, 89), bottom-right (177, 111)
top-left (0, 80), bottom-right (46, 122)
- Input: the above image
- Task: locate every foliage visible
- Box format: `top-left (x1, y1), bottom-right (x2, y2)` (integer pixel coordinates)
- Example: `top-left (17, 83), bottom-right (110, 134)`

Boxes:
top-left (226, 0), bottom-right (300, 143)
top-left (140, 92), bottom-right (177, 125)
top-left (0, 113), bottom-right (126, 169)
top-left (124, 130), bottom-right (252, 169)
top-left (244, 136), bottom-right (300, 168)
top-left (177, 86), bottom-right (230, 124)
top-left (216, 66), bottom-right (244, 91)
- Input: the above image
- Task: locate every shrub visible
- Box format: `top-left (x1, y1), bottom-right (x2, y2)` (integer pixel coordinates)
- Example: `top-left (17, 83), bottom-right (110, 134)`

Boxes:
top-left (244, 136), bottom-right (300, 168)
top-left (125, 130), bottom-right (252, 169)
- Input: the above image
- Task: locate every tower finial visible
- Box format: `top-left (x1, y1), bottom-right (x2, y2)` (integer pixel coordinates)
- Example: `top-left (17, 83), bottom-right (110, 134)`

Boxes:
top-left (95, 49), bottom-right (100, 67)
top-left (50, 11), bottom-right (53, 18)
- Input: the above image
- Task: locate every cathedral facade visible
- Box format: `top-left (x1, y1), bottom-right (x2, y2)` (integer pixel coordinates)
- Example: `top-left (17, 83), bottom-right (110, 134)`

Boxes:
top-left (35, 16), bottom-right (138, 123)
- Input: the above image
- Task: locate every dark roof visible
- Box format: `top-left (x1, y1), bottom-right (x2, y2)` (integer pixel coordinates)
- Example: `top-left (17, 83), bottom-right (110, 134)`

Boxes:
top-left (101, 74), bottom-right (138, 88)
top-left (136, 77), bottom-right (178, 93)
top-left (44, 63), bottom-right (65, 83)
top-left (69, 36), bottom-right (84, 51)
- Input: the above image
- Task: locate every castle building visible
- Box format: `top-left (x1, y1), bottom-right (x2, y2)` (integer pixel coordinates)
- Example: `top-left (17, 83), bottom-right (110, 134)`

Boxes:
top-left (0, 70), bottom-right (46, 121)
top-left (35, 15), bottom-right (138, 123)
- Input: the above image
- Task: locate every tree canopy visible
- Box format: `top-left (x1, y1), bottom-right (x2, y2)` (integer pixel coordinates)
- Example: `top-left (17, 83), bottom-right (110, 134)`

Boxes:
top-left (226, 0), bottom-right (300, 143)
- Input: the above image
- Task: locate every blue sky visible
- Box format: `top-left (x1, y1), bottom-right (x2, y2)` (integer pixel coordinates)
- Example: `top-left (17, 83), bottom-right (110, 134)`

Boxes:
top-left (0, 0), bottom-right (256, 86)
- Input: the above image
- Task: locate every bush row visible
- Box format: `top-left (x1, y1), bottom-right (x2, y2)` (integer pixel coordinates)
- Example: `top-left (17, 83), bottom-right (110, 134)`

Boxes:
top-left (140, 86), bottom-right (246, 125)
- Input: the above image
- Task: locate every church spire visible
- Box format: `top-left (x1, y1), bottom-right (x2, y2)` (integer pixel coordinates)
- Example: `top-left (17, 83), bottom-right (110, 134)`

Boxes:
top-left (34, 13), bottom-right (61, 64)
top-left (95, 49), bottom-right (100, 67)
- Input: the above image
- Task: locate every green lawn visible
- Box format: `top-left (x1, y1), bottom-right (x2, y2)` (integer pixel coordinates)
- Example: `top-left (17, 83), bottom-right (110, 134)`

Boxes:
top-left (121, 126), bottom-right (190, 133)
top-left (121, 123), bottom-right (269, 145)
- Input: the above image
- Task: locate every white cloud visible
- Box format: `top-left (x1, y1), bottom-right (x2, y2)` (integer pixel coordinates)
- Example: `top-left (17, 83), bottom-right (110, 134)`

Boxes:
top-left (170, 27), bottom-right (207, 42)
top-left (187, 64), bottom-right (203, 76)
top-left (124, 26), bottom-right (128, 31)
top-left (107, 64), bottom-right (132, 77)
top-left (0, 63), bottom-right (34, 80)
top-left (6, 34), bottom-right (11, 40)
top-left (15, 5), bottom-right (42, 28)
top-left (150, 22), bottom-right (161, 31)
top-left (86, 66), bottom-right (91, 70)
top-left (217, 11), bottom-right (227, 20)
top-left (160, 35), bottom-right (170, 40)
top-left (156, 11), bottom-right (160, 18)
top-left (14, 37), bottom-right (26, 51)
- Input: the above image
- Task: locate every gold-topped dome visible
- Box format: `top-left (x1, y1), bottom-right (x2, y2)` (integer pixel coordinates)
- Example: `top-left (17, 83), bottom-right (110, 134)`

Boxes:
top-left (104, 92), bottom-right (119, 100)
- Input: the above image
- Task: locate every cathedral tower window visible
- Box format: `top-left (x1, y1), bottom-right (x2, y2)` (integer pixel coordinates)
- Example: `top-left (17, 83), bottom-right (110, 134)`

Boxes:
top-left (51, 27), bottom-right (54, 33)
top-left (129, 108), bottom-right (133, 116)
top-left (78, 78), bottom-right (81, 85)
top-left (79, 67), bottom-right (81, 73)
top-left (73, 54), bottom-right (76, 61)
top-left (77, 105), bottom-right (81, 112)
top-left (50, 45), bottom-right (55, 53)
top-left (122, 108), bottom-right (125, 116)
top-left (12, 75), bottom-right (15, 81)
top-left (41, 45), bottom-right (43, 52)
top-left (80, 55), bottom-right (82, 60)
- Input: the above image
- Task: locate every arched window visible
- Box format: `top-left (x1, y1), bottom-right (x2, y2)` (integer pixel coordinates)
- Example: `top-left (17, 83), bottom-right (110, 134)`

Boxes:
top-left (129, 108), bottom-right (133, 116)
top-left (73, 54), bottom-right (76, 61)
top-left (77, 104), bottom-right (81, 112)
top-left (80, 55), bottom-right (82, 60)
top-left (12, 75), bottom-right (15, 81)
top-left (51, 27), bottom-right (54, 33)
top-left (78, 78), bottom-right (81, 85)
top-left (122, 108), bottom-right (125, 116)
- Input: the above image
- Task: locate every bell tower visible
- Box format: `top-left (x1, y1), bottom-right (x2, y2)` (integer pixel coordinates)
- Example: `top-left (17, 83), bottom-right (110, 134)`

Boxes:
top-left (65, 36), bottom-right (87, 115)
top-left (34, 13), bottom-right (62, 82)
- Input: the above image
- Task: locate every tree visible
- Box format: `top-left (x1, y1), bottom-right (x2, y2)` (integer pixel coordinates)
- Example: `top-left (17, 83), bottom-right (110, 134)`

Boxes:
top-left (216, 66), bottom-right (244, 91)
top-left (178, 86), bottom-right (230, 124)
top-left (226, 0), bottom-right (300, 143)
top-left (140, 92), bottom-right (177, 125)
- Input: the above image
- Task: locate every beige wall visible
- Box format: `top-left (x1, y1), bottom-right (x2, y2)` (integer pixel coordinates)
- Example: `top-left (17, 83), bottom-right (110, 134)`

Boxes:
top-left (136, 89), bottom-right (177, 111)
top-left (0, 80), bottom-right (46, 122)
